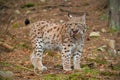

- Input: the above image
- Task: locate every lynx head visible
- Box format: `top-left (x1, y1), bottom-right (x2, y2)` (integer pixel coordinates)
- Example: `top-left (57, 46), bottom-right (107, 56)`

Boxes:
top-left (67, 14), bottom-right (86, 39)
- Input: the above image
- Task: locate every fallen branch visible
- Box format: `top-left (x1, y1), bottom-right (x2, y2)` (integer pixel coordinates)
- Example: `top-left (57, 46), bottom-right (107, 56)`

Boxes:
top-left (0, 41), bottom-right (14, 51)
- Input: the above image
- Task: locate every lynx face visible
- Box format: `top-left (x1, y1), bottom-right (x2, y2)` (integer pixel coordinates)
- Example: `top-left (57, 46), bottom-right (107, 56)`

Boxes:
top-left (66, 15), bottom-right (86, 40)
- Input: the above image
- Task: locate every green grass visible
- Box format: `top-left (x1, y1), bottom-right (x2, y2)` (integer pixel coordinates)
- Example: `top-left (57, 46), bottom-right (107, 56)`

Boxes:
top-left (65, 73), bottom-right (84, 80)
top-left (43, 67), bottom-right (99, 80)
top-left (83, 67), bottom-right (99, 76)
top-left (43, 74), bottom-right (64, 80)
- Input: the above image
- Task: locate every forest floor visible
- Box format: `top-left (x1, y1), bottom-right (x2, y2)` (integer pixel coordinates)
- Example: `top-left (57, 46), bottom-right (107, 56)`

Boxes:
top-left (0, 0), bottom-right (120, 80)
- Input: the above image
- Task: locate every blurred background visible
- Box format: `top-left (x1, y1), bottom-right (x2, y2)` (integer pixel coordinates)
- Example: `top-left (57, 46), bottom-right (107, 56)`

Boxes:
top-left (0, 0), bottom-right (120, 80)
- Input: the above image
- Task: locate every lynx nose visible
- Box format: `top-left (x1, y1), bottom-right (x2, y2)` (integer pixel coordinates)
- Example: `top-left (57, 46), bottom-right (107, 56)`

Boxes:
top-left (73, 29), bottom-right (78, 34)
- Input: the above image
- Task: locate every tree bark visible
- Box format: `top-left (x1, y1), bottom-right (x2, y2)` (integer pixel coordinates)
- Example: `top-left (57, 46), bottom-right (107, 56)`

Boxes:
top-left (109, 0), bottom-right (120, 30)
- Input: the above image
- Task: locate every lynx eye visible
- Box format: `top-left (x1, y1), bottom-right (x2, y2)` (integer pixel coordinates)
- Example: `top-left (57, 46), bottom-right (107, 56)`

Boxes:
top-left (75, 23), bottom-right (78, 25)
top-left (67, 23), bottom-right (72, 27)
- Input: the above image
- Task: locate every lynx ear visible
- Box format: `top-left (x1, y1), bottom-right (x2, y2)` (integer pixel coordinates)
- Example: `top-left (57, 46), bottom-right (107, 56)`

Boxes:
top-left (81, 13), bottom-right (86, 24)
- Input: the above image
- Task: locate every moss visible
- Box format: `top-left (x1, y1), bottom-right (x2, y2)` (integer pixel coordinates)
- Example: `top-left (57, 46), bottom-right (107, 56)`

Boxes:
top-left (109, 26), bottom-right (118, 33)
top-left (21, 2), bottom-right (35, 8)
top-left (12, 23), bottom-right (19, 28)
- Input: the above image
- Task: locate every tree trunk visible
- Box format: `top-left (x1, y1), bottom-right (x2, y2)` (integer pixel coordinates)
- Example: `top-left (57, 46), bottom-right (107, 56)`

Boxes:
top-left (109, 0), bottom-right (120, 30)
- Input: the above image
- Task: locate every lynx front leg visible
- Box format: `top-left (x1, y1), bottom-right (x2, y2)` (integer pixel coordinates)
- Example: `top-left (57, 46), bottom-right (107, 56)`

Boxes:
top-left (61, 45), bottom-right (72, 71)
top-left (30, 37), bottom-right (47, 72)
top-left (73, 51), bottom-right (82, 70)
top-left (73, 38), bottom-right (84, 70)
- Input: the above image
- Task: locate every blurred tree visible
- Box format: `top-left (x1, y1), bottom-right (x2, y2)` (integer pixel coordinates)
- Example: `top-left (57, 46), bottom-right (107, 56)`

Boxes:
top-left (109, 0), bottom-right (120, 30)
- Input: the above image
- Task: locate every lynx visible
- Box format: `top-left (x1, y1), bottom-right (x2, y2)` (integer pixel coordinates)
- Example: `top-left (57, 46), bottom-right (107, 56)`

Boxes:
top-left (29, 14), bottom-right (86, 73)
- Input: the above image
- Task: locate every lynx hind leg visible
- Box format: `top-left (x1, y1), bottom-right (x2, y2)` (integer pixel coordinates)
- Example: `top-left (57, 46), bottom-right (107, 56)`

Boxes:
top-left (30, 51), bottom-right (47, 73)
top-left (30, 52), bottom-right (37, 69)
top-left (30, 37), bottom-right (47, 73)
top-left (30, 52), bottom-right (39, 74)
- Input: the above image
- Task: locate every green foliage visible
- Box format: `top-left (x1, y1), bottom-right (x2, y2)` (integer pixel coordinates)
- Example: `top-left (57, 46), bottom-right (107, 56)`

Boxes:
top-left (21, 2), bottom-right (35, 8)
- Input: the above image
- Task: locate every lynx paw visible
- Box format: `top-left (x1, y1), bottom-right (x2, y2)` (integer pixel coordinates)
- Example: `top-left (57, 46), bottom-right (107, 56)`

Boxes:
top-left (38, 66), bottom-right (47, 71)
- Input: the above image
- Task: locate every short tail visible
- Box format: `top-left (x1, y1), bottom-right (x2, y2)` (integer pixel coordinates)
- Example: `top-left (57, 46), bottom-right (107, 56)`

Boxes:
top-left (24, 19), bottom-right (30, 25)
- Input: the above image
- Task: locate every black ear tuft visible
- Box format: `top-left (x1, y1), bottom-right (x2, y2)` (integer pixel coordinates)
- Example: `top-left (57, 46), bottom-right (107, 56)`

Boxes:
top-left (25, 19), bottom-right (30, 25)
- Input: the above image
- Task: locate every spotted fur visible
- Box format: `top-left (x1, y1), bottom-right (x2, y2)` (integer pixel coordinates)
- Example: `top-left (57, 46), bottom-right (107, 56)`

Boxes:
top-left (30, 14), bottom-right (86, 73)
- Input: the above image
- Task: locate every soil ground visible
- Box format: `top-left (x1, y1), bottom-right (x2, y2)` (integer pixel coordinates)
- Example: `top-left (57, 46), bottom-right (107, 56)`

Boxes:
top-left (0, 0), bottom-right (120, 80)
